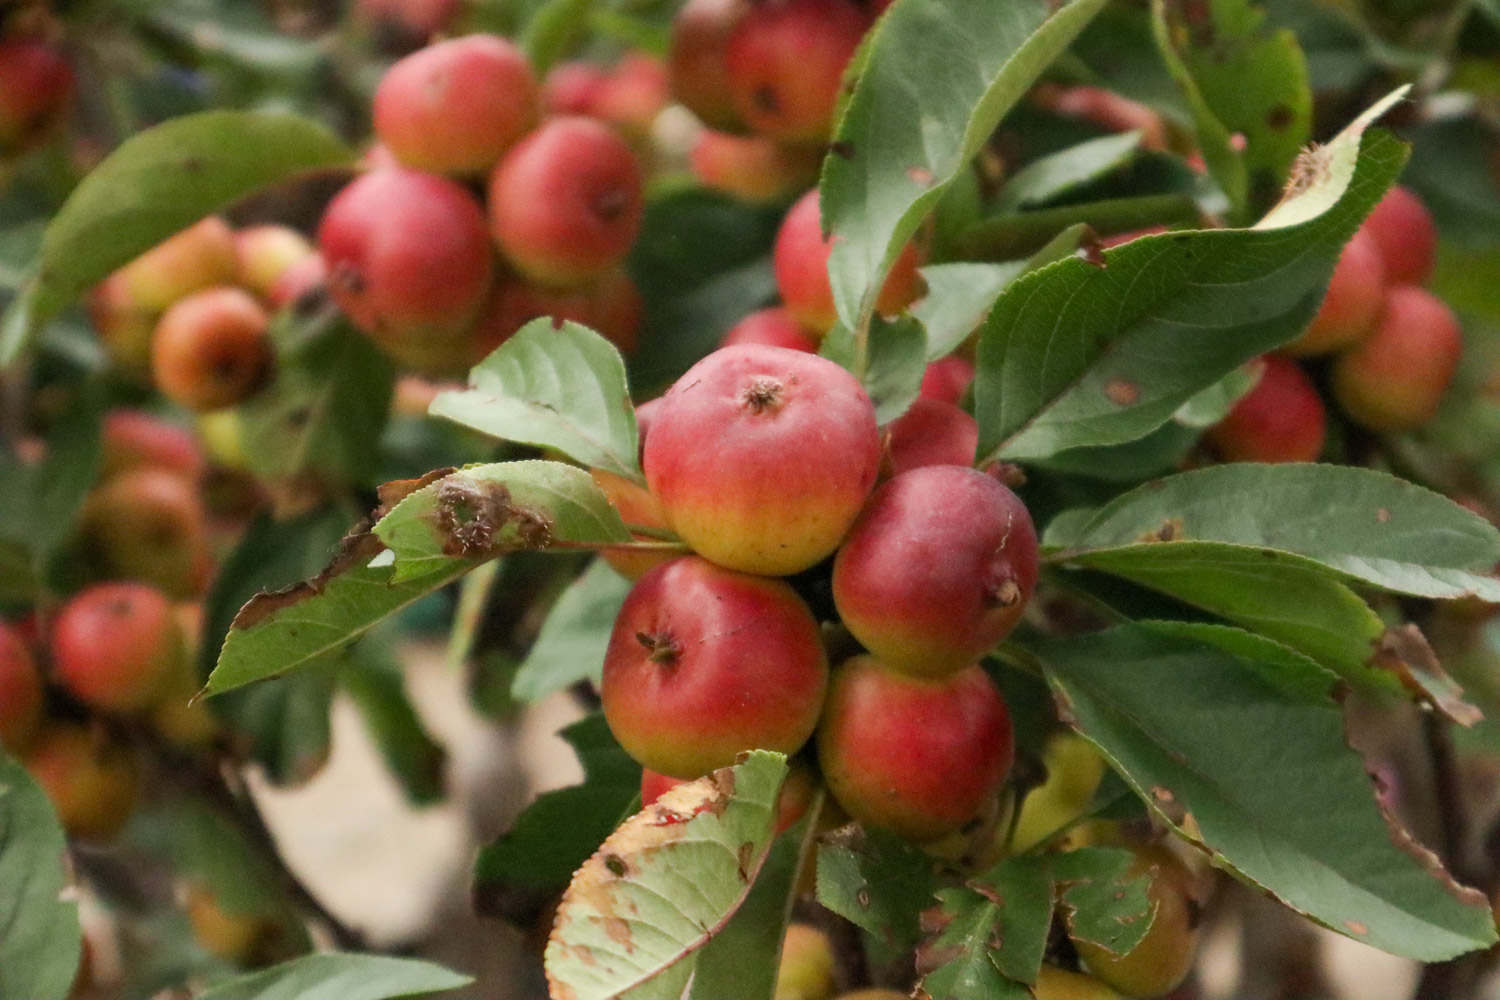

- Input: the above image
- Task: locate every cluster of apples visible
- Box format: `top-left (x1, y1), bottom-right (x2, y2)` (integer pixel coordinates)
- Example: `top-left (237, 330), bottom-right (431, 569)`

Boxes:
top-left (90, 217), bottom-right (320, 412)
top-left (314, 32), bottom-right (647, 376)
top-left (594, 339), bottom-right (1035, 847)
top-left (667, 0), bottom-right (889, 203)
top-left (1207, 185), bottom-right (1460, 462)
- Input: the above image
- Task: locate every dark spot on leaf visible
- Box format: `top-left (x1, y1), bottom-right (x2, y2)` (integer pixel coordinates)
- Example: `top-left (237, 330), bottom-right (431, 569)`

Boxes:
top-left (434, 478), bottom-right (553, 557)
top-left (737, 842), bottom-right (754, 882)
top-left (1266, 104), bottom-right (1295, 130)
top-left (181, 157), bottom-right (204, 172)
top-left (378, 467), bottom-right (455, 518)
top-left (830, 141), bottom-right (855, 160)
top-left (604, 854), bottom-right (628, 877)
top-left (1104, 378), bottom-right (1139, 406)
top-left (919, 903), bottom-right (952, 934)
top-left (1136, 518), bottom-right (1184, 543)
top-left (856, 887), bottom-right (872, 908)
top-left (605, 916), bottom-right (633, 949)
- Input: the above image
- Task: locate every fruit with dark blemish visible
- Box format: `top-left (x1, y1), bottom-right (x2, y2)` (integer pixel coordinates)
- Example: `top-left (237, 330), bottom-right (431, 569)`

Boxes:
top-left (832, 465), bottom-right (1037, 678)
top-left (1332, 285), bottom-right (1462, 432)
top-left (880, 397), bottom-right (978, 477)
top-left (488, 116), bottom-right (644, 288)
top-left (51, 581), bottom-right (183, 712)
top-left (23, 724), bottom-right (140, 841)
top-left (724, 0), bottom-right (870, 142)
top-left (643, 344), bottom-right (880, 576)
top-left (1072, 843), bottom-right (1204, 998)
top-left (78, 467), bottom-right (210, 598)
top-left (1204, 355), bottom-right (1325, 463)
top-left (817, 655), bottom-right (1013, 842)
top-left (0, 621), bottom-right (43, 752)
top-left (774, 189), bottom-right (924, 335)
top-left (1362, 185), bottom-right (1436, 288)
top-left (318, 169), bottom-right (494, 373)
top-left (601, 556), bottom-right (828, 779)
top-left (1282, 229), bottom-right (1385, 357)
top-left (373, 35), bottom-right (539, 176)
top-left (151, 287), bottom-right (272, 412)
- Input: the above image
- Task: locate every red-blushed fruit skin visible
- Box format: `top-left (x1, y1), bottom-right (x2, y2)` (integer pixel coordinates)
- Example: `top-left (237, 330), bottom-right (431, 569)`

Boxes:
top-left (1333, 285), bottom-right (1463, 431)
top-left (644, 344), bottom-right (881, 576)
top-left (101, 410), bottom-right (205, 483)
top-left (881, 397), bottom-right (978, 477)
top-left (591, 468), bottom-right (675, 581)
top-left (488, 117), bottom-right (644, 288)
top-left (543, 60), bottom-right (609, 116)
top-left (601, 556), bottom-right (829, 779)
top-left (1363, 185), bottom-right (1436, 288)
top-left (724, 0), bottom-right (870, 142)
top-left (1282, 229), bottom-right (1385, 357)
top-left (1204, 356), bottom-right (1326, 463)
top-left (52, 582), bottom-right (182, 712)
top-left (373, 36), bottom-right (539, 176)
top-left (109, 217), bottom-right (240, 314)
top-left (151, 287), bottom-right (272, 412)
top-left (920, 355), bottom-right (975, 405)
top-left (79, 467), bottom-right (211, 599)
top-left (0, 39), bottom-right (74, 150)
top-left (690, 130), bottom-right (822, 204)
top-left (641, 768), bottom-right (683, 807)
top-left (318, 169), bottom-right (494, 372)
top-left (1031, 83), bottom-right (1169, 152)
top-left (774, 189), bottom-right (924, 335)
top-left (832, 465), bottom-right (1038, 678)
top-left (669, 0), bottom-right (751, 131)
top-left (234, 225), bottom-right (313, 301)
top-left (591, 53), bottom-right (671, 138)
top-left (87, 276), bottom-right (159, 374)
top-left (472, 266), bottom-right (643, 359)
top-left (23, 724), bottom-right (140, 841)
top-left (0, 621), bottom-right (43, 752)
top-left (268, 252), bottom-right (328, 310)
top-left (817, 656), bottom-right (1013, 842)
top-left (721, 306), bottom-right (818, 352)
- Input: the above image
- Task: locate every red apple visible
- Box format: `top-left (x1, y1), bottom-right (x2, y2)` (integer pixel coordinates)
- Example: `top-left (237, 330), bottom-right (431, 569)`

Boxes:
top-left (720, 306), bottom-right (819, 352)
top-left (1362, 185), bottom-right (1436, 288)
top-left (668, 0), bottom-right (751, 131)
top-left (78, 467), bottom-right (210, 599)
top-left (590, 468), bottom-right (675, 581)
top-left (724, 0), bottom-right (870, 142)
top-left (1204, 356), bottom-right (1326, 463)
top-left (643, 344), bottom-right (880, 576)
top-left (691, 130), bottom-right (823, 204)
top-left (919, 355), bottom-right (975, 405)
top-left (601, 556), bottom-right (828, 778)
top-left (52, 582), bottom-right (182, 712)
top-left (1282, 229), bottom-right (1385, 357)
top-left (0, 38), bottom-right (74, 151)
top-left (151, 287), bottom-right (272, 412)
top-left (0, 621), bottom-right (43, 752)
top-left (817, 656), bottom-right (1013, 842)
top-left (832, 465), bottom-right (1038, 678)
top-left (1332, 285), bottom-right (1462, 431)
top-left (881, 397), bottom-right (978, 477)
top-left (100, 410), bottom-right (205, 483)
top-left (24, 724), bottom-right (140, 841)
top-left (472, 266), bottom-right (643, 359)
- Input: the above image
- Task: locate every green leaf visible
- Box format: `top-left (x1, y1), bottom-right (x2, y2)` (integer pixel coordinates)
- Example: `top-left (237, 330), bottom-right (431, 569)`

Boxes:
top-left (1045, 464), bottom-right (1500, 602)
top-left (912, 262), bottom-right (1027, 361)
top-left (1047, 846), bottom-right (1154, 956)
top-left (815, 826), bottom-right (938, 955)
top-left (239, 311), bottom-right (395, 487)
top-left (544, 752), bottom-right (789, 999)
top-left (996, 132), bottom-right (1147, 212)
top-left (1152, 0), bottom-right (1312, 222)
top-left (1404, 114), bottom-right (1500, 252)
top-left (341, 633), bottom-right (447, 806)
top-left (915, 889), bottom-right (1031, 1000)
top-left (0, 384), bottom-right (103, 572)
top-left (0, 111), bottom-right (350, 364)
top-left (0, 750), bottom-right (82, 1000)
top-left (1034, 622), bottom-right (1498, 960)
top-left (430, 319), bottom-right (641, 482)
top-left (823, 0), bottom-right (1110, 334)
top-left (975, 91), bottom-right (1409, 462)
top-left (474, 714), bottom-right (640, 917)
top-left (521, 0), bottom-right (596, 73)
top-left (373, 460), bottom-right (631, 582)
top-left (196, 953), bottom-right (471, 1000)
top-left (820, 314), bottom-right (927, 424)
top-left (970, 857), bottom-right (1055, 982)
top-left (511, 558), bottom-right (634, 703)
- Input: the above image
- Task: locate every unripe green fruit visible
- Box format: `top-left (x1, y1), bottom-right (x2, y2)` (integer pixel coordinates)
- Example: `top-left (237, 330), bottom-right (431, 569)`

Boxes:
top-left (151, 287), bottom-right (272, 412)
top-left (0, 621), bottom-right (43, 752)
top-left (79, 466), bottom-right (210, 599)
top-left (1332, 285), bottom-right (1462, 431)
top-left (724, 0), bottom-right (870, 142)
top-left (1009, 732), bottom-right (1107, 853)
top-left (774, 190), bottom-right (923, 335)
top-left (832, 465), bottom-right (1037, 679)
top-left (1363, 185), bottom-right (1436, 288)
top-left (373, 35), bottom-right (539, 176)
top-left (185, 884), bottom-right (270, 963)
top-left (668, 0), bottom-right (751, 131)
top-left (1033, 965), bottom-right (1125, 1000)
top-left (1204, 356), bottom-right (1326, 464)
top-left (691, 130), bottom-right (823, 204)
top-left (643, 344), bottom-right (880, 576)
top-left (488, 117), bottom-right (644, 289)
top-left (602, 556), bottom-right (828, 779)
top-left (318, 168), bottom-right (495, 374)
top-left (817, 656), bottom-right (1013, 842)
top-left (24, 724), bottom-right (140, 841)
top-left (1072, 844), bottom-right (1202, 998)
top-left (1282, 229), bottom-right (1385, 357)
top-left (233, 225), bottom-right (314, 301)
top-left (775, 924), bottom-right (836, 1000)
top-left (51, 582), bottom-right (182, 713)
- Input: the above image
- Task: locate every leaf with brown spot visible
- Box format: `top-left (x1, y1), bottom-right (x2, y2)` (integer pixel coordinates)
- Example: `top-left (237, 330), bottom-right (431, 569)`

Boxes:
top-left (1371, 625), bottom-right (1482, 727)
top-left (916, 856), bottom-right (1053, 998)
top-left (544, 752), bottom-right (788, 1000)
top-left (1047, 847), bottom-right (1154, 957)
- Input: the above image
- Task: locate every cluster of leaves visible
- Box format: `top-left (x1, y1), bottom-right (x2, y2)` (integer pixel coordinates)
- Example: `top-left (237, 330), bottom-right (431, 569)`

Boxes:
top-left (2, 0), bottom-right (1500, 997)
